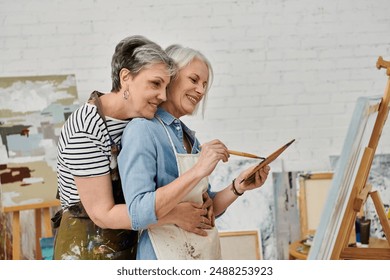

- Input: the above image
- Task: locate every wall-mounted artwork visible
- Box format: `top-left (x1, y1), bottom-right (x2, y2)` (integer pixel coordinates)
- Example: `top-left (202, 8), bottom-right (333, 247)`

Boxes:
top-left (0, 74), bottom-right (79, 259)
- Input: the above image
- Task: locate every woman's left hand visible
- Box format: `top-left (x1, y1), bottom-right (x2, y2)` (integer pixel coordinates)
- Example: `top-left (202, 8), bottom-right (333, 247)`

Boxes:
top-left (234, 165), bottom-right (271, 194)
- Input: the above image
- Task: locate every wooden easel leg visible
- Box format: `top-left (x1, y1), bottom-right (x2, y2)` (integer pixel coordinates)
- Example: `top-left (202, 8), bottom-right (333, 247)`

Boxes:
top-left (370, 191), bottom-right (390, 247)
top-left (12, 211), bottom-right (20, 260)
top-left (35, 209), bottom-right (42, 260)
top-left (43, 207), bottom-right (52, 237)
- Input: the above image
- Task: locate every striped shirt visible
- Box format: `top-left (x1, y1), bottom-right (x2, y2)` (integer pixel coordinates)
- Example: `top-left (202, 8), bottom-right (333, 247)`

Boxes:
top-left (56, 102), bottom-right (129, 209)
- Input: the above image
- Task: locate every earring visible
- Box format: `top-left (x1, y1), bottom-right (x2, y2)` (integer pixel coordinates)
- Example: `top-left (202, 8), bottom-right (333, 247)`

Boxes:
top-left (123, 90), bottom-right (129, 100)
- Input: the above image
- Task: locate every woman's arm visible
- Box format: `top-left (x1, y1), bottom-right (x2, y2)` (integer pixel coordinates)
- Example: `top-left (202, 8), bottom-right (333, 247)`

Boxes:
top-left (154, 139), bottom-right (230, 219)
top-left (76, 174), bottom-right (130, 229)
top-left (77, 174), bottom-right (212, 234)
top-left (119, 119), bottom-right (227, 230)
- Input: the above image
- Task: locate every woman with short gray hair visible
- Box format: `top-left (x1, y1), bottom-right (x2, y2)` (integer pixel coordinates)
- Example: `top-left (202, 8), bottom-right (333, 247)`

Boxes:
top-left (54, 35), bottom-right (207, 260)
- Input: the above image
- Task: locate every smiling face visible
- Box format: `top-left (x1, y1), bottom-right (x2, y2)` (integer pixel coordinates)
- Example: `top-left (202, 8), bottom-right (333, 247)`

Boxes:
top-left (126, 62), bottom-right (171, 119)
top-left (162, 58), bottom-right (209, 118)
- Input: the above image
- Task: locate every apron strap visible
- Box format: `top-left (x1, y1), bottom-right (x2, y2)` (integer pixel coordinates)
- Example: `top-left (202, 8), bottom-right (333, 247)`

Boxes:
top-left (155, 115), bottom-right (181, 169)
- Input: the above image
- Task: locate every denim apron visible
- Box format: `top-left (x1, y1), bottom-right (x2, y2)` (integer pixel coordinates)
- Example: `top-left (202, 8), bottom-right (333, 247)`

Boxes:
top-left (147, 116), bottom-right (221, 259)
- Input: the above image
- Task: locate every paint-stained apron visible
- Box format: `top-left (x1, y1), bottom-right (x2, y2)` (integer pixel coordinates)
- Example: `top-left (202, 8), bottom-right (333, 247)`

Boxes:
top-left (53, 202), bottom-right (137, 260)
top-left (148, 117), bottom-right (221, 260)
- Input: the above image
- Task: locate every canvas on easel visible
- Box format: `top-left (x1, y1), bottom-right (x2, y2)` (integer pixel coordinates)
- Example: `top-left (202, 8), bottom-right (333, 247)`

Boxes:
top-left (309, 56), bottom-right (390, 260)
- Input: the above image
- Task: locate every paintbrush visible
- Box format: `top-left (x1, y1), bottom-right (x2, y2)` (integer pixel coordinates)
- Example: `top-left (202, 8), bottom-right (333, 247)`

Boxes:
top-left (228, 150), bottom-right (265, 160)
top-left (199, 144), bottom-right (264, 159)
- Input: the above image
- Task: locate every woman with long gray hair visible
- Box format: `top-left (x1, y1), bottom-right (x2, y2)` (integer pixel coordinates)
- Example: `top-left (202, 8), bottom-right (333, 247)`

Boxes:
top-left (119, 44), bottom-right (270, 259)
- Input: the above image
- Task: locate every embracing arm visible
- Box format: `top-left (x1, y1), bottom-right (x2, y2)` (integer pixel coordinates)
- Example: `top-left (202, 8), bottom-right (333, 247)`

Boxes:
top-left (77, 174), bottom-right (212, 235)
top-left (76, 174), bottom-right (131, 229)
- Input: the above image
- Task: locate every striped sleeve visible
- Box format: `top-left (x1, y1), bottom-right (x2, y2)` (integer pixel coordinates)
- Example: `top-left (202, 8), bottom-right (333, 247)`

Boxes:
top-left (59, 104), bottom-right (110, 178)
top-left (62, 131), bottom-right (110, 177)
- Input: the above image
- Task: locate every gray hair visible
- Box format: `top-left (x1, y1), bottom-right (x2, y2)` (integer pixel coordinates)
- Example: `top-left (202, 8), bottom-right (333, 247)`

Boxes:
top-left (111, 35), bottom-right (176, 92)
top-left (165, 44), bottom-right (213, 116)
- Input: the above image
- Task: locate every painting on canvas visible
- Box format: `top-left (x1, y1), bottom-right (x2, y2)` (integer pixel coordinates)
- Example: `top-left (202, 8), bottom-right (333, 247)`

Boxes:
top-left (0, 74), bottom-right (79, 259)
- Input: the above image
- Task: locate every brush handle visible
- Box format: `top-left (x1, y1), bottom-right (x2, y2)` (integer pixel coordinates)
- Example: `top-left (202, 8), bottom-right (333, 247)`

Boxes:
top-left (228, 150), bottom-right (264, 159)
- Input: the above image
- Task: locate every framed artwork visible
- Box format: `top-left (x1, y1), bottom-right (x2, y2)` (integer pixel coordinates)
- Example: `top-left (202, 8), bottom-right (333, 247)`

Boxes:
top-left (308, 96), bottom-right (383, 259)
top-left (297, 172), bottom-right (333, 239)
top-left (0, 74), bottom-right (79, 259)
top-left (219, 230), bottom-right (262, 260)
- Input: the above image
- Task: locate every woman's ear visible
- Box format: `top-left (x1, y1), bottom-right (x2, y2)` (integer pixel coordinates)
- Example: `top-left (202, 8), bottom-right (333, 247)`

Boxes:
top-left (119, 68), bottom-right (132, 88)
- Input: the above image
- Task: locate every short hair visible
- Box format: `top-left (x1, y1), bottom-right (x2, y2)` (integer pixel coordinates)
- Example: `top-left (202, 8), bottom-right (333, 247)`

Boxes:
top-left (111, 35), bottom-right (176, 92)
top-left (165, 44), bottom-right (213, 116)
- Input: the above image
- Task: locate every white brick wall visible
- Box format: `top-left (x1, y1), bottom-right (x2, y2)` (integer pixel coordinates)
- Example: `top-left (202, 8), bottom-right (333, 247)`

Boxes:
top-left (1, 0), bottom-right (390, 172)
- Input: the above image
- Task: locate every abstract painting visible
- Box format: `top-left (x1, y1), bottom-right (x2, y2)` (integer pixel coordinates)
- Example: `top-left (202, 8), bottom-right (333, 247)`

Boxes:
top-left (272, 171), bottom-right (301, 259)
top-left (0, 74), bottom-right (79, 259)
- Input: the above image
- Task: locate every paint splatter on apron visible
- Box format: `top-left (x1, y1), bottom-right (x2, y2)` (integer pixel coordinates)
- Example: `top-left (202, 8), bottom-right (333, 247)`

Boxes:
top-left (53, 203), bottom-right (137, 260)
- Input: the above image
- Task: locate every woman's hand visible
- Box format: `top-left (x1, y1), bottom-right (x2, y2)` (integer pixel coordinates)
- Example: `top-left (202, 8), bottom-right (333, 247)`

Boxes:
top-left (160, 192), bottom-right (215, 236)
top-left (234, 165), bottom-right (271, 194)
top-left (202, 192), bottom-right (215, 227)
top-left (195, 139), bottom-right (229, 178)
top-left (169, 202), bottom-right (212, 236)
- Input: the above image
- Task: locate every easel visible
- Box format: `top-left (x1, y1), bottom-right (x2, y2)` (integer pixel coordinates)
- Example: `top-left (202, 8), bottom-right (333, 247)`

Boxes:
top-left (3, 200), bottom-right (60, 260)
top-left (330, 56), bottom-right (390, 259)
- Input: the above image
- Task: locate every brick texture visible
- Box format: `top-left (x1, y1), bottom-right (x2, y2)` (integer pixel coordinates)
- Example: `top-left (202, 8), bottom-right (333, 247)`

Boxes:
top-left (1, 0), bottom-right (390, 171)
